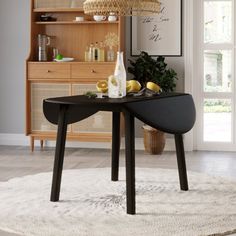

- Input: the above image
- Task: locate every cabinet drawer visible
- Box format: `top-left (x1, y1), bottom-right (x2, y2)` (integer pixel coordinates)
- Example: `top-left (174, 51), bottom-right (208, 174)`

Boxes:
top-left (71, 64), bottom-right (115, 79)
top-left (28, 63), bottom-right (70, 79)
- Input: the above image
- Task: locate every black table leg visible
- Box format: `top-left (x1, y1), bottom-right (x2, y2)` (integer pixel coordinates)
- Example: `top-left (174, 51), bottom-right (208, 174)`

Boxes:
top-left (174, 134), bottom-right (189, 191)
top-left (50, 105), bottom-right (68, 202)
top-left (112, 112), bottom-right (121, 181)
top-left (125, 112), bottom-right (136, 215)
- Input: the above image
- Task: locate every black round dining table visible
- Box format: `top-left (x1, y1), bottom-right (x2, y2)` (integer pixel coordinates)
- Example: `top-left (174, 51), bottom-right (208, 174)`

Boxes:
top-left (43, 92), bottom-right (196, 215)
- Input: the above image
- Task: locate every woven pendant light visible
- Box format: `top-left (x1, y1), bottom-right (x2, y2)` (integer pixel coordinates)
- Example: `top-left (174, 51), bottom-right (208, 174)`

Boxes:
top-left (136, 0), bottom-right (161, 15)
top-left (83, 0), bottom-right (161, 16)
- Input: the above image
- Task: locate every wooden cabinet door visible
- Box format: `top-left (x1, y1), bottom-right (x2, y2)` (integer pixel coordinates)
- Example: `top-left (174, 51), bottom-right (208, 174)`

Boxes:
top-left (31, 83), bottom-right (70, 132)
top-left (71, 84), bottom-right (112, 134)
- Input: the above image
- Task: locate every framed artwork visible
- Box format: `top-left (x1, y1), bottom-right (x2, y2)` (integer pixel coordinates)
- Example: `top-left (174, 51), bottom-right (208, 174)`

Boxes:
top-left (131, 0), bottom-right (182, 57)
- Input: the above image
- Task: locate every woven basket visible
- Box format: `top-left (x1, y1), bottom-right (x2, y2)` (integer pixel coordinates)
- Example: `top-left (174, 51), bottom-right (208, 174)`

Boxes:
top-left (143, 125), bottom-right (166, 155)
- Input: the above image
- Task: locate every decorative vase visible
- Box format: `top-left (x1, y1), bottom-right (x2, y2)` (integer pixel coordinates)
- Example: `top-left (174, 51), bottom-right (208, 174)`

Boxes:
top-left (114, 51), bottom-right (127, 97)
top-left (143, 125), bottom-right (166, 155)
top-left (107, 46), bottom-right (115, 62)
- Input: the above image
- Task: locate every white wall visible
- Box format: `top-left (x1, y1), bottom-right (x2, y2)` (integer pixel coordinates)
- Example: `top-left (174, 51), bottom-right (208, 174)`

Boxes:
top-left (0, 0), bottom-right (30, 133)
top-left (0, 0), bottom-right (185, 139)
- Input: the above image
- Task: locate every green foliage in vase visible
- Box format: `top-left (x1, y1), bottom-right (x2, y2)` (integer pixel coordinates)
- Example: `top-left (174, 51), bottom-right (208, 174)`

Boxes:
top-left (128, 51), bottom-right (178, 92)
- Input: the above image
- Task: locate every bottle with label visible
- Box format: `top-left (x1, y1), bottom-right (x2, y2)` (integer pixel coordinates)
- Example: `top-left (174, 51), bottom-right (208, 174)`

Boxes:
top-left (93, 42), bottom-right (99, 62)
top-left (88, 43), bottom-right (94, 62)
top-left (108, 75), bottom-right (121, 98)
top-left (113, 51), bottom-right (126, 97)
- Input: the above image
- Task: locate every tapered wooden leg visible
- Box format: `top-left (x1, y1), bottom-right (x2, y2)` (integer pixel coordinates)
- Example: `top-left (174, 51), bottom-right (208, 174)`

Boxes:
top-left (30, 136), bottom-right (34, 152)
top-left (112, 112), bottom-right (120, 181)
top-left (50, 105), bottom-right (68, 202)
top-left (174, 134), bottom-right (189, 191)
top-left (125, 112), bottom-right (136, 215)
top-left (40, 140), bottom-right (44, 149)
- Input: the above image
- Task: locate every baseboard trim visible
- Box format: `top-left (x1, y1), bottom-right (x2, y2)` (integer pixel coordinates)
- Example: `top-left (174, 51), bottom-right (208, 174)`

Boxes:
top-left (0, 134), bottom-right (29, 146)
top-left (0, 133), bottom-right (175, 151)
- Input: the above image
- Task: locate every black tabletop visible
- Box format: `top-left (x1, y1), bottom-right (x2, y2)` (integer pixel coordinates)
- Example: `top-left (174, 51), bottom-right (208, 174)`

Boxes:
top-left (44, 93), bottom-right (189, 105)
top-left (43, 92), bottom-right (196, 134)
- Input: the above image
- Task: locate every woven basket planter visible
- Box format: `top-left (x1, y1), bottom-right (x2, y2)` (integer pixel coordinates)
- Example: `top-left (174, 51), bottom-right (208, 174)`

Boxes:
top-left (143, 125), bottom-right (166, 155)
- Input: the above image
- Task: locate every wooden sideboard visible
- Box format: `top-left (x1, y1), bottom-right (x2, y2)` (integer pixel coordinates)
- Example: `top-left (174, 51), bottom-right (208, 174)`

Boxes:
top-left (26, 0), bottom-right (125, 151)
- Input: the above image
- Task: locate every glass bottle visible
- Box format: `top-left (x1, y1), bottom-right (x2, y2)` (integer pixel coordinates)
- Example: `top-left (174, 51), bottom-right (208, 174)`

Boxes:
top-left (93, 42), bottom-right (99, 62)
top-left (113, 51), bottom-right (126, 97)
top-left (84, 46), bottom-right (89, 62)
top-left (88, 43), bottom-right (94, 62)
top-left (107, 46), bottom-right (115, 62)
top-left (108, 75), bottom-right (121, 98)
top-left (99, 42), bottom-right (105, 62)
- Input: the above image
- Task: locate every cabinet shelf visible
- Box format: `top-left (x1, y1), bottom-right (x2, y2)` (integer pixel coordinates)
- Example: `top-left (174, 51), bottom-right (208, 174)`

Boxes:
top-left (33, 8), bottom-right (84, 13)
top-left (35, 21), bottom-right (119, 25)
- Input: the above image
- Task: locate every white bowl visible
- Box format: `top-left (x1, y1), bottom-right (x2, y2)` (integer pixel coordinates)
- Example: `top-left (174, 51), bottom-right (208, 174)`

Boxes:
top-left (93, 15), bottom-right (106, 21)
top-left (54, 57), bottom-right (74, 62)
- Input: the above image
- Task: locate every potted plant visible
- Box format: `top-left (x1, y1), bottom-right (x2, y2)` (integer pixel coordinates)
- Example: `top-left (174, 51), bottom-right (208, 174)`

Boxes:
top-left (128, 51), bottom-right (178, 154)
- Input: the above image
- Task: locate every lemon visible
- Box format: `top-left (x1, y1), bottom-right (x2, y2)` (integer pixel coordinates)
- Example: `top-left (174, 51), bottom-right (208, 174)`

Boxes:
top-left (126, 81), bottom-right (131, 92)
top-left (96, 80), bottom-right (108, 93)
top-left (146, 82), bottom-right (161, 92)
top-left (127, 80), bottom-right (141, 93)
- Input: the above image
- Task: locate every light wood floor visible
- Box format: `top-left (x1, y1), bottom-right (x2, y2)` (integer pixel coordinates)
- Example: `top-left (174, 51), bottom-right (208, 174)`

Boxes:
top-left (0, 146), bottom-right (236, 236)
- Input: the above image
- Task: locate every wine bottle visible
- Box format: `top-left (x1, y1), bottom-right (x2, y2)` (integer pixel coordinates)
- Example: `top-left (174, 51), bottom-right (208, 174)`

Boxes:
top-left (114, 52), bottom-right (126, 97)
top-left (93, 42), bottom-right (99, 62)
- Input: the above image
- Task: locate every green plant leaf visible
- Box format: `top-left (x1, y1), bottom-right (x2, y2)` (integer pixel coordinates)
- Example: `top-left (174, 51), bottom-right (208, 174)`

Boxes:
top-left (127, 51), bottom-right (178, 92)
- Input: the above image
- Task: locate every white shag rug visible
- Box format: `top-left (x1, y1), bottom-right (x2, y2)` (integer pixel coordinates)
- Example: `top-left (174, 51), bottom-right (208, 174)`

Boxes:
top-left (0, 168), bottom-right (236, 236)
